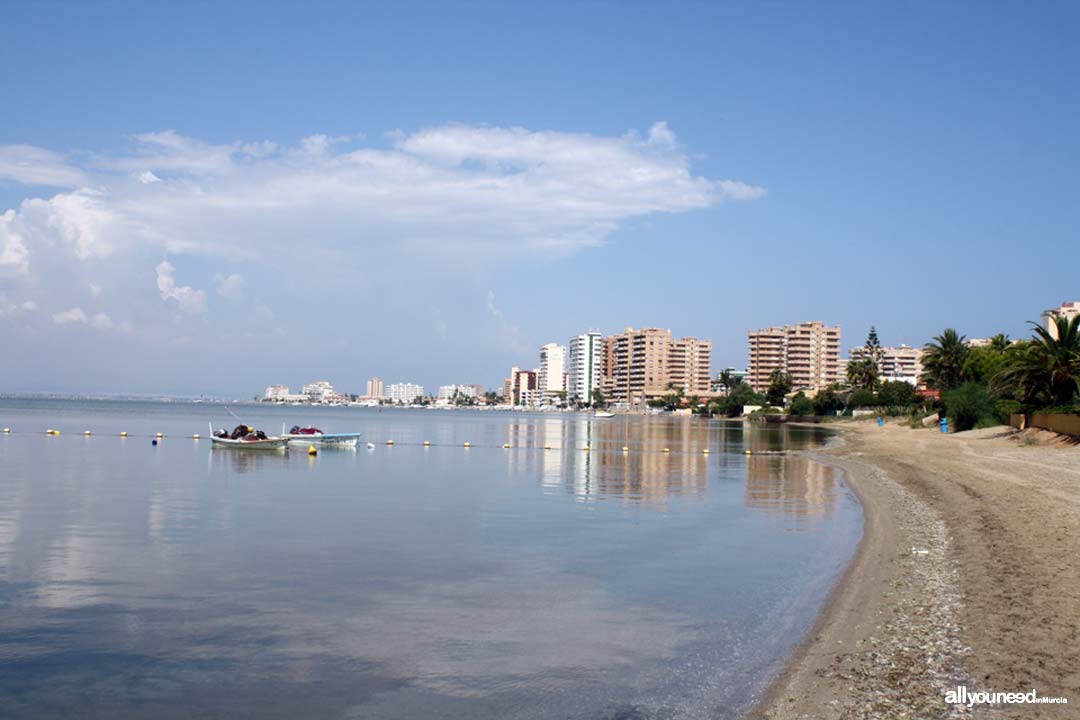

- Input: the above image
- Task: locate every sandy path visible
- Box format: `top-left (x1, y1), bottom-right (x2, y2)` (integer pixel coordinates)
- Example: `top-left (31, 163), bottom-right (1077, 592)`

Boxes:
top-left (750, 422), bottom-right (1080, 719)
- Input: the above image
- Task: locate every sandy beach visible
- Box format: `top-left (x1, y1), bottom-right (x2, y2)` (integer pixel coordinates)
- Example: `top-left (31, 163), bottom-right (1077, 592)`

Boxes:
top-left (751, 421), bottom-right (1080, 719)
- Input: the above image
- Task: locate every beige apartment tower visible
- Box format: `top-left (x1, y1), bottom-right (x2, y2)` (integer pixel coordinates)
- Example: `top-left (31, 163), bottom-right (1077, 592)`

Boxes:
top-left (747, 321), bottom-right (841, 392)
top-left (601, 327), bottom-right (712, 406)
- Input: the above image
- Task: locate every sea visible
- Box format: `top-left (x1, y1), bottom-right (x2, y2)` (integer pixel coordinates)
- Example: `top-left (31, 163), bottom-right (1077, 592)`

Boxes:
top-left (0, 399), bottom-right (861, 720)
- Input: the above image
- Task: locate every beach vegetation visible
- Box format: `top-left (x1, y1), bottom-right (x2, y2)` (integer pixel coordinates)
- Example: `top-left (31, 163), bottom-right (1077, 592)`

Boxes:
top-left (921, 329), bottom-right (970, 391)
top-left (943, 382), bottom-right (998, 431)
top-left (991, 316), bottom-right (1080, 408)
top-left (765, 370), bottom-right (793, 406)
top-left (788, 391), bottom-right (814, 416)
top-left (846, 357), bottom-right (880, 391)
top-left (812, 385), bottom-right (843, 416)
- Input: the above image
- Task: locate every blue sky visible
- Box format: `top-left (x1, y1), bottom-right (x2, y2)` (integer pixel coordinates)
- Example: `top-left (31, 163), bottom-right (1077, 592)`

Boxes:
top-left (1, 1), bottom-right (1077, 395)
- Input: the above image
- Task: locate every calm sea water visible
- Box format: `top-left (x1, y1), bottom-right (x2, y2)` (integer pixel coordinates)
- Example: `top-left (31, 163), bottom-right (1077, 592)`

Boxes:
top-left (0, 400), bottom-right (861, 720)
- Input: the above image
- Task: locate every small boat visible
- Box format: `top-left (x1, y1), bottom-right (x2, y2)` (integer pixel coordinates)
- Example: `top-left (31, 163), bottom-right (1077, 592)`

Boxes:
top-left (211, 435), bottom-right (289, 451)
top-left (209, 423), bottom-right (288, 451)
top-left (284, 426), bottom-right (361, 448)
top-left (593, 411), bottom-right (615, 418)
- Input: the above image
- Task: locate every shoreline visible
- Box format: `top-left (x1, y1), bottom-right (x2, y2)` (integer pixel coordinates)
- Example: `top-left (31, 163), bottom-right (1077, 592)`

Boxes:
top-left (748, 422), bottom-right (1080, 719)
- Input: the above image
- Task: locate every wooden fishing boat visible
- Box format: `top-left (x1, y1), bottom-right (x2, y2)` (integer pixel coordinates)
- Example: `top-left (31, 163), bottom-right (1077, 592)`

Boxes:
top-left (210, 435), bottom-right (289, 451)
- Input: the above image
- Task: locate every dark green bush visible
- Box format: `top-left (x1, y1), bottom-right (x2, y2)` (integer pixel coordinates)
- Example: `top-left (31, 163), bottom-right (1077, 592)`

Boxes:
top-left (943, 382), bottom-right (998, 431)
top-left (789, 391), bottom-right (814, 416)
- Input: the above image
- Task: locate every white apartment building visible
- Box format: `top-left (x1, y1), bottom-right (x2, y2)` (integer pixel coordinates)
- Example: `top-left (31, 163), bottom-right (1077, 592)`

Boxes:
top-left (264, 384), bottom-right (290, 401)
top-left (437, 384), bottom-right (477, 403)
top-left (301, 381), bottom-right (334, 402)
top-left (365, 377), bottom-right (385, 400)
top-left (538, 343), bottom-right (567, 398)
top-left (567, 332), bottom-right (603, 405)
top-left (849, 344), bottom-right (924, 386)
top-left (387, 382), bottom-right (424, 404)
top-left (1043, 300), bottom-right (1080, 339)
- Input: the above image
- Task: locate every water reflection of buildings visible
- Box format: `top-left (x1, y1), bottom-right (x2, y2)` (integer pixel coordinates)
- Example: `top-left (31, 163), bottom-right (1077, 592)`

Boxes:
top-left (506, 417), bottom-right (711, 508)
top-left (744, 454), bottom-right (838, 520)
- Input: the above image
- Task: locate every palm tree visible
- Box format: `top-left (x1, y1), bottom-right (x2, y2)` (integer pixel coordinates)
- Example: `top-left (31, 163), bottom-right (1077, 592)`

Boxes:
top-left (989, 333), bottom-right (1012, 353)
top-left (718, 369), bottom-right (735, 395)
top-left (846, 357), bottom-right (879, 391)
top-left (992, 316), bottom-right (1080, 407)
top-left (921, 329), bottom-right (970, 391)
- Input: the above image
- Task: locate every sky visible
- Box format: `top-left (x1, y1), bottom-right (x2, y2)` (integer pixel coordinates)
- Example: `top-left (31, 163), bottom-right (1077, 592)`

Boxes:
top-left (1, 1), bottom-right (1078, 396)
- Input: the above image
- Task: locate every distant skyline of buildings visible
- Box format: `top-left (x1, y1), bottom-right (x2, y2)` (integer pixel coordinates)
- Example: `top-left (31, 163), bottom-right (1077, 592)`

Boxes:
top-left (263, 304), bottom-right (1080, 407)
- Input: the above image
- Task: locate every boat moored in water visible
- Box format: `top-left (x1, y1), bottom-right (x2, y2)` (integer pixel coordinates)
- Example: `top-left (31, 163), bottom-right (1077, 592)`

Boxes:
top-left (210, 423), bottom-right (289, 451)
top-left (284, 426), bottom-right (361, 448)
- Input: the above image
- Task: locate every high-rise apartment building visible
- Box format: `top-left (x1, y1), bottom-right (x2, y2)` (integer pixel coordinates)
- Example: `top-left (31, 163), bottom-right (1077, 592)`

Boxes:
top-left (538, 343), bottom-right (567, 398)
top-left (601, 327), bottom-right (712, 406)
top-left (849, 344), bottom-right (923, 386)
top-left (567, 332), bottom-right (603, 405)
top-left (264, 384), bottom-right (290, 401)
top-left (365, 377), bottom-right (384, 400)
top-left (301, 380), bottom-right (334, 402)
top-left (747, 322), bottom-right (841, 392)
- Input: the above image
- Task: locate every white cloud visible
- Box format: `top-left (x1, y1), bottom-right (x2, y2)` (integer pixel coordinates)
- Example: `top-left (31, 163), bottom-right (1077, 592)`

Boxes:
top-left (52, 307), bottom-right (88, 325)
top-left (155, 261), bottom-right (207, 314)
top-left (50, 306), bottom-right (126, 332)
top-left (0, 123), bottom-right (761, 378)
top-left (0, 144), bottom-right (86, 187)
top-left (0, 298), bottom-right (36, 316)
top-left (215, 272), bottom-right (244, 298)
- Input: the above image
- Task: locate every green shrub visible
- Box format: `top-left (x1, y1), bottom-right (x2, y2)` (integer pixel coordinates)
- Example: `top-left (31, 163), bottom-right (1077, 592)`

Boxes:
top-left (848, 388), bottom-right (877, 409)
top-left (789, 391), bottom-right (814, 416)
top-left (943, 382), bottom-right (998, 431)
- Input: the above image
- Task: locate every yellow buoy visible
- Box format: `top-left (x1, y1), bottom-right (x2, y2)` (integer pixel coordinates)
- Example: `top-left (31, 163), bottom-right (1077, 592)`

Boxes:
top-left (192, 434), bottom-right (200, 440)
top-left (386, 439), bottom-right (394, 445)
top-left (2, 428), bottom-right (10, 433)
top-left (156, 432), bottom-right (164, 438)
top-left (583, 445), bottom-right (590, 451)
top-left (745, 449), bottom-right (752, 455)
top-left (423, 440), bottom-right (431, 446)
top-left (502, 443), bottom-right (510, 449)
top-left (663, 447), bottom-right (670, 453)
top-left (84, 430), bottom-right (92, 436)
top-left (464, 442), bottom-right (471, 448)
top-left (308, 444), bottom-right (317, 456)
top-left (47, 429), bottom-right (59, 435)
top-left (703, 448), bottom-right (710, 454)
top-left (120, 431), bottom-right (128, 437)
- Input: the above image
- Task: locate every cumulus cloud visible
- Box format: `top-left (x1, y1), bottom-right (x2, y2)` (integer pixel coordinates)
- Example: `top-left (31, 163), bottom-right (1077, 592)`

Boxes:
top-left (51, 306), bottom-right (128, 332)
top-left (52, 307), bottom-right (88, 325)
top-left (0, 123), bottom-right (762, 387)
top-left (155, 261), bottom-right (207, 314)
top-left (215, 272), bottom-right (244, 298)
top-left (0, 298), bottom-right (36, 316)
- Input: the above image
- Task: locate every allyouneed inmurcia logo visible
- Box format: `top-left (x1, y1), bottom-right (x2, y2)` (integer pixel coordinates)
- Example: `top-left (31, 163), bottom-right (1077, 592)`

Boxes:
top-left (945, 686), bottom-right (1069, 708)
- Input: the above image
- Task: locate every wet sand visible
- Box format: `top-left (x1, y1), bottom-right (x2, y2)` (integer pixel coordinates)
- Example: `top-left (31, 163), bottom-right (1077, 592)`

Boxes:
top-left (750, 422), bottom-right (1080, 719)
